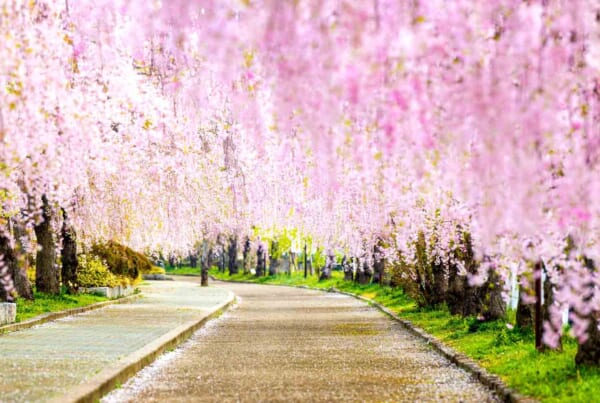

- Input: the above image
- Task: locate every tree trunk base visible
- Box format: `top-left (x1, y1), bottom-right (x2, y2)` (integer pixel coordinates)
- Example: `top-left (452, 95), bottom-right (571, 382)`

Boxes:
top-left (576, 316), bottom-right (600, 366)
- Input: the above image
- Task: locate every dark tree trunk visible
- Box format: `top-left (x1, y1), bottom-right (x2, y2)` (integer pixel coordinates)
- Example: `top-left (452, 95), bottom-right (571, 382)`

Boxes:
top-left (268, 260), bottom-right (278, 276)
top-left (482, 269), bottom-right (506, 321)
top-left (389, 252), bottom-right (406, 288)
top-left (320, 252), bottom-right (334, 280)
top-left (576, 316), bottom-right (600, 366)
top-left (290, 251), bottom-right (297, 273)
top-left (242, 236), bottom-right (251, 274)
top-left (516, 288), bottom-right (534, 329)
top-left (256, 243), bottom-right (266, 277)
top-left (168, 254), bottom-right (176, 268)
top-left (534, 263), bottom-right (543, 350)
top-left (228, 236), bottom-right (238, 275)
top-left (268, 240), bottom-right (279, 276)
top-left (575, 256), bottom-right (600, 366)
top-left (431, 258), bottom-right (446, 304)
top-left (189, 253), bottom-right (198, 268)
top-left (303, 243), bottom-right (308, 278)
top-left (343, 256), bottom-right (353, 281)
top-left (446, 258), bottom-right (464, 315)
top-left (34, 196), bottom-right (60, 294)
top-left (446, 232), bottom-right (485, 317)
top-left (355, 258), bottom-right (370, 285)
top-left (414, 231), bottom-right (445, 307)
top-left (540, 268), bottom-right (562, 352)
top-left (0, 222), bottom-right (33, 301)
top-left (372, 242), bottom-right (385, 285)
top-left (363, 259), bottom-right (373, 282)
top-left (0, 233), bottom-right (16, 302)
top-left (61, 209), bottom-right (78, 294)
top-left (200, 245), bottom-right (212, 287)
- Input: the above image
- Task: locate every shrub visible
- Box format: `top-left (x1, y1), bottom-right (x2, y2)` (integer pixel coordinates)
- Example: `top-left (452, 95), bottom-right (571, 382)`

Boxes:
top-left (91, 240), bottom-right (153, 280)
top-left (149, 266), bottom-right (166, 275)
top-left (77, 255), bottom-right (119, 288)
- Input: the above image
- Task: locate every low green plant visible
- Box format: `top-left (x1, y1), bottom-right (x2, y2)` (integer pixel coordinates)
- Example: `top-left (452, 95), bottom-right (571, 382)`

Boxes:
top-left (77, 255), bottom-right (120, 288)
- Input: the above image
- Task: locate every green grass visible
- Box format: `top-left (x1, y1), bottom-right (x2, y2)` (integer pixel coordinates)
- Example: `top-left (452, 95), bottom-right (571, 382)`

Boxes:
top-left (210, 268), bottom-right (600, 402)
top-left (164, 265), bottom-right (202, 276)
top-left (15, 290), bottom-right (109, 322)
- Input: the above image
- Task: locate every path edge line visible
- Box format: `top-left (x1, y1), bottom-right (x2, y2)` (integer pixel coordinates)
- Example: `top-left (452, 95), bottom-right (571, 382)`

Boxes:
top-left (50, 289), bottom-right (235, 403)
top-left (210, 276), bottom-right (532, 403)
top-left (0, 294), bottom-right (142, 335)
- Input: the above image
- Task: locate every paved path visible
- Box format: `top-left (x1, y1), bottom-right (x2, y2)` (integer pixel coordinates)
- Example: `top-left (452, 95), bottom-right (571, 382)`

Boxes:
top-left (105, 280), bottom-right (498, 402)
top-left (0, 280), bottom-right (231, 402)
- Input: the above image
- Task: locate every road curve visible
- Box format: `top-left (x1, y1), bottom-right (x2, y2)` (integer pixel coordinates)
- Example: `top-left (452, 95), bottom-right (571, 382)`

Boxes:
top-left (104, 279), bottom-right (497, 402)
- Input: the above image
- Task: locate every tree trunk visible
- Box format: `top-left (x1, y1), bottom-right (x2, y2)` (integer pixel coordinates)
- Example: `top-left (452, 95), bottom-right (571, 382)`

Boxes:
top-left (576, 316), bottom-right (600, 366)
top-left (343, 256), bottom-right (353, 281)
top-left (372, 242), bottom-right (385, 286)
top-left (290, 251), bottom-right (297, 273)
top-left (482, 269), bottom-right (506, 321)
top-left (319, 252), bottom-right (334, 280)
top-left (61, 209), bottom-right (78, 294)
top-left (189, 253), bottom-right (198, 268)
top-left (303, 243), bottom-right (308, 278)
top-left (453, 235), bottom-right (487, 317)
top-left (220, 248), bottom-right (225, 273)
top-left (575, 256), bottom-right (599, 366)
top-left (355, 258), bottom-right (370, 285)
top-left (431, 258), bottom-right (446, 305)
top-left (242, 236), bottom-right (251, 274)
top-left (0, 233), bottom-right (16, 302)
top-left (540, 269), bottom-right (562, 352)
top-left (34, 196), bottom-right (60, 294)
top-left (228, 236), bottom-right (238, 275)
top-left (268, 240), bottom-right (279, 276)
top-left (534, 263), bottom-right (543, 350)
top-left (0, 223), bottom-right (33, 301)
top-left (516, 288), bottom-right (534, 329)
top-left (446, 258), bottom-right (464, 315)
top-left (200, 245), bottom-right (211, 287)
top-left (256, 243), bottom-right (266, 277)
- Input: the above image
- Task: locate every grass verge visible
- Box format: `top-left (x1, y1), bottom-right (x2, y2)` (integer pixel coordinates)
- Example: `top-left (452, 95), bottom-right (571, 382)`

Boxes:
top-left (16, 291), bottom-right (109, 322)
top-left (209, 268), bottom-right (600, 402)
top-left (165, 265), bottom-right (201, 276)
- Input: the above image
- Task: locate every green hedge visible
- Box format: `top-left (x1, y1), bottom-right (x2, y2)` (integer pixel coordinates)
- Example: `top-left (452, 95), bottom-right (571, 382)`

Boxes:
top-left (91, 241), bottom-right (153, 280)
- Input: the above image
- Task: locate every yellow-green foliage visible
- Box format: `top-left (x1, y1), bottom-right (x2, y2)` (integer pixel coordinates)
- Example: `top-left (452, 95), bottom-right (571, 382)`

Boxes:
top-left (149, 266), bottom-right (166, 274)
top-left (27, 266), bottom-right (36, 284)
top-left (77, 255), bottom-right (119, 287)
top-left (91, 240), bottom-right (153, 280)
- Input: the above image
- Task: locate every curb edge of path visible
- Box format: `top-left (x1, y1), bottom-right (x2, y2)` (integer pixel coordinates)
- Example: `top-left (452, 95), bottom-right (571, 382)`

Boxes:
top-left (51, 289), bottom-right (235, 403)
top-left (0, 294), bottom-right (142, 335)
top-left (210, 276), bottom-right (534, 403)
